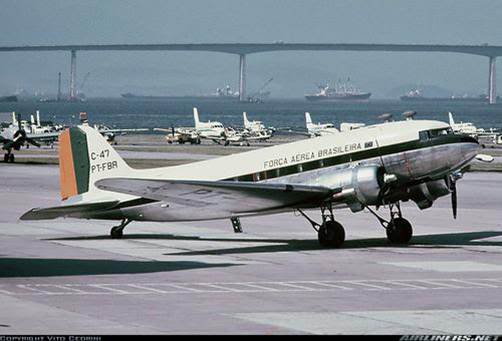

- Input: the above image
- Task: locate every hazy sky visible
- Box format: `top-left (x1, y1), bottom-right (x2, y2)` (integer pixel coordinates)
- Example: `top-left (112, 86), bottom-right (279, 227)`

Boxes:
top-left (2, 0), bottom-right (502, 97)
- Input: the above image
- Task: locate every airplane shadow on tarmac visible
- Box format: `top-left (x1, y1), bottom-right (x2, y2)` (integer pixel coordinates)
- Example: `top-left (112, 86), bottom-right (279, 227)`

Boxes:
top-left (47, 230), bottom-right (502, 256)
top-left (0, 258), bottom-right (236, 278)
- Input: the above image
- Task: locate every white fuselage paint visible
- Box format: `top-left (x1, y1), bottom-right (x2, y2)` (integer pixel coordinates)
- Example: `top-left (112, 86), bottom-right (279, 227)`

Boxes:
top-left (76, 120), bottom-right (479, 221)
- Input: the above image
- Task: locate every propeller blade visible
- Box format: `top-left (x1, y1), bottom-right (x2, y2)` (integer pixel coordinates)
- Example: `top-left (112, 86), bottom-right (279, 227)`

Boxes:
top-left (451, 182), bottom-right (457, 219)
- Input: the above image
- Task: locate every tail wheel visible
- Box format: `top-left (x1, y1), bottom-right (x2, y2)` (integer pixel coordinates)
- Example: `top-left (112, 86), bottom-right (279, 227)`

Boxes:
top-left (318, 220), bottom-right (345, 248)
top-left (386, 217), bottom-right (413, 244)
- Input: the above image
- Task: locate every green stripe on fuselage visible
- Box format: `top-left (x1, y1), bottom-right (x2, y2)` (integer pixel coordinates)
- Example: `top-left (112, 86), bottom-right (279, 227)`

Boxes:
top-left (225, 134), bottom-right (476, 182)
top-left (69, 127), bottom-right (90, 194)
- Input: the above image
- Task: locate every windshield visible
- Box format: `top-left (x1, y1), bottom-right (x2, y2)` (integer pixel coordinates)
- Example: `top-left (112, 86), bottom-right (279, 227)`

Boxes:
top-left (419, 127), bottom-right (454, 140)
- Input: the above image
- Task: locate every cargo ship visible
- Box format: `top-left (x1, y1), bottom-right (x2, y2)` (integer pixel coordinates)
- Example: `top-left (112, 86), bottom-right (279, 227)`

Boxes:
top-left (121, 85), bottom-right (239, 101)
top-left (305, 80), bottom-right (371, 101)
top-left (400, 89), bottom-right (496, 102)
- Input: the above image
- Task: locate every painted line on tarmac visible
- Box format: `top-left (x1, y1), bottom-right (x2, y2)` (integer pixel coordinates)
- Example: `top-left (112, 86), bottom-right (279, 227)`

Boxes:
top-left (3, 278), bottom-right (502, 296)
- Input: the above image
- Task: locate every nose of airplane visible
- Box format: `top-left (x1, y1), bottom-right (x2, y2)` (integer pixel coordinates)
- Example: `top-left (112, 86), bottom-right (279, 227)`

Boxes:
top-left (459, 134), bottom-right (480, 162)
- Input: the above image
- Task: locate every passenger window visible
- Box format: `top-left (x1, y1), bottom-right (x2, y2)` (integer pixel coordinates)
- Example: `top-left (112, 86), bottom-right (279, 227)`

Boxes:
top-left (280, 165), bottom-right (297, 176)
top-left (265, 169), bottom-right (280, 179)
top-left (302, 161), bottom-right (318, 172)
top-left (238, 174), bottom-right (254, 182)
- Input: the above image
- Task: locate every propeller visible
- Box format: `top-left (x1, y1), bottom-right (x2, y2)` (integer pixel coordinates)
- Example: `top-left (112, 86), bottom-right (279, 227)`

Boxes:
top-left (446, 173), bottom-right (461, 219)
top-left (12, 115), bottom-right (26, 142)
top-left (11, 114), bottom-right (40, 148)
top-left (450, 180), bottom-right (457, 219)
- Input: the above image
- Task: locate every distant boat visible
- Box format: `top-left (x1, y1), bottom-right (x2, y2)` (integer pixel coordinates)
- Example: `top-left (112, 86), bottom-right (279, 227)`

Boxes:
top-left (0, 95), bottom-right (18, 102)
top-left (121, 85), bottom-right (240, 101)
top-left (305, 79), bottom-right (371, 102)
top-left (400, 88), bottom-right (496, 102)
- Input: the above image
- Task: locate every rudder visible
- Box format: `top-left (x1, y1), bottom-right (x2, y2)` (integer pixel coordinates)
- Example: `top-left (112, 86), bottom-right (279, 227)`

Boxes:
top-left (59, 125), bottom-right (132, 201)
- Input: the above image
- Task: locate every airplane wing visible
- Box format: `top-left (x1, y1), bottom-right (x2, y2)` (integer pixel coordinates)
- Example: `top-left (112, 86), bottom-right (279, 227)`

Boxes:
top-left (99, 128), bottom-right (150, 134)
top-left (20, 200), bottom-right (120, 220)
top-left (96, 178), bottom-right (339, 214)
top-left (26, 132), bottom-right (61, 140)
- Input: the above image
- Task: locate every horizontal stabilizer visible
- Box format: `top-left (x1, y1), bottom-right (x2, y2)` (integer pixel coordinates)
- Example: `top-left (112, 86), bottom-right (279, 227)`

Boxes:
top-left (96, 178), bottom-right (338, 214)
top-left (20, 200), bottom-right (120, 221)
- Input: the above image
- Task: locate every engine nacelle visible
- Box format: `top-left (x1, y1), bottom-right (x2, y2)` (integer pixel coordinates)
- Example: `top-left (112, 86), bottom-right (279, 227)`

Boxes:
top-left (328, 165), bottom-right (384, 212)
top-left (407, 179), bottom-right (451, 210)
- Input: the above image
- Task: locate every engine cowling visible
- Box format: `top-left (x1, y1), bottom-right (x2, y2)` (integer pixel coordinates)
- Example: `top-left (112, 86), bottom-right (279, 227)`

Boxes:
top-left (407, 179), bottom-right (451, 209)
top-left (328, 165), bottom-right (385, 212)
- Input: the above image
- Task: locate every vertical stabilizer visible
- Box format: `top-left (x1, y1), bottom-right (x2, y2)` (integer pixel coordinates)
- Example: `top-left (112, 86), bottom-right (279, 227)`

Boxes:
top-left (193, 107), bottom-right (200, 128)
top-left (36, 110), bottom-right (41, 126)
top-left (243, 112), bottom-right (249, 128)
top-left (448, 112), bottom-right (455, 127)
top-left (305, 112), bottom-right (313, 128)
top-left (58, 125), bottom-right (132, 201)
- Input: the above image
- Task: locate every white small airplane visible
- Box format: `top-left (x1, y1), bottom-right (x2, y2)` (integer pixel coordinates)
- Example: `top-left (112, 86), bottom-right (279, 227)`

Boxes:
top-left (448, 112), bottom-right (484, 137)
top-left (242, 112), bottom-right (273, 142)
top-left (305, 112), bottom-right (339, 137)
top-left (93, 124), bottom-right (149, 144)
top-left (154, 126), bottom-right (201, 144)
top-left (21, 116), bottom-right (490, 248)
top-left (448, 112), bottom-right (501, 145)
top-left (28, 111), bottom-right (64, 135)
top-left (193, 108), bottom-right (225, 141)
top-left (243, 112), bottom-right (266, 133)
top-left (1, 113), bottom-right (60, 162)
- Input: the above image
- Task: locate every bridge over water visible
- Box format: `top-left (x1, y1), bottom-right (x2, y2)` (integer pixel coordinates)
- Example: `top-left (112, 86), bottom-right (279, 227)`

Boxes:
top-left (1, 43), bottom-right (500, 103)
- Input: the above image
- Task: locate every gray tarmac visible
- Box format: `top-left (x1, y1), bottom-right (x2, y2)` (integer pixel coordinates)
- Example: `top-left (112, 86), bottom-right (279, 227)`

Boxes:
top-left (1, 164), bottom-right (502, 334)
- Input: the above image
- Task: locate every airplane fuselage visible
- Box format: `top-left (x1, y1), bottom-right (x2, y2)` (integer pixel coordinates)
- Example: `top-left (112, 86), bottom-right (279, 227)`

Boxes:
top-left (79, 120), bottom-right (479, 222)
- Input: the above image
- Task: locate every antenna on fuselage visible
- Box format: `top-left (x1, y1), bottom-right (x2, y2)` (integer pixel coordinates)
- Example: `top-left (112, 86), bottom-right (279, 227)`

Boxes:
top-left (378, 113), bottom-right (393, 123)
top-left (402, 110), bottom-right (417, 121)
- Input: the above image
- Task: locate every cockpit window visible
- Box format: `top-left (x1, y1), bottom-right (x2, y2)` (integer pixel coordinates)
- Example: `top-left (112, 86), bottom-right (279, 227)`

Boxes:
top-left (419, 128), bottom-right (453, 140)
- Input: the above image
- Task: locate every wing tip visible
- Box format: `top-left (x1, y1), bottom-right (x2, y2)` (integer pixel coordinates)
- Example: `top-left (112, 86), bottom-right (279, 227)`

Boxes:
top-left (19, 208), bottom-right (47, 221)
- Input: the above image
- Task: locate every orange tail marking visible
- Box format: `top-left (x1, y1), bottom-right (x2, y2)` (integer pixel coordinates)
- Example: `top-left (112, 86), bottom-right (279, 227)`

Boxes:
top-left (59, 129), bottom-right (78, 200)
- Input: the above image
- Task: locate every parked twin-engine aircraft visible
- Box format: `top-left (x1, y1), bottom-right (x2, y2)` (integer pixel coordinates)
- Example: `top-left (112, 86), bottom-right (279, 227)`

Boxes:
top-left (1, 113), bottom-right (60, 162)
top-left (243, 112), bottom-right (274, 141)
top-left (21, 117), bottom-right (487, 247)
top-left (305, 112), bottom-right (339, 137)
top-left (193, 107), bottom-right (226, 141)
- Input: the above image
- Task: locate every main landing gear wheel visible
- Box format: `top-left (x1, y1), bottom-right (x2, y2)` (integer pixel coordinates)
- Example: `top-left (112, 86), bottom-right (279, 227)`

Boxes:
top-left (386, 217), bottom-right (413, 244)
top-left (366, 202), bottom-right (414, 245)
top-left (318, 220), bottom-right (345, 248)
top-left (110, 218), bottom-right (132, 239)
top-left (4, 153), bottom-right (14, 163)
top-left (298, 202), bottom-right (346, 248)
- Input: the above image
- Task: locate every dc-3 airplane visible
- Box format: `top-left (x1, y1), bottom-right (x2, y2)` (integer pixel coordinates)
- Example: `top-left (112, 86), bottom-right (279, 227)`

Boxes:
top-left (21, 114), bottom-right (492, 247)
